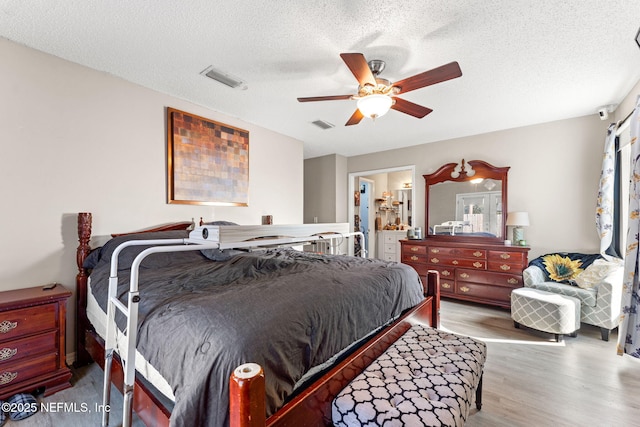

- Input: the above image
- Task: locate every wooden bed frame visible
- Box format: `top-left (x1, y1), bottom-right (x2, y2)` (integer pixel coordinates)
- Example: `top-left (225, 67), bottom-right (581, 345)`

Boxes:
top-left (74, 212), bottom-right (440, 427)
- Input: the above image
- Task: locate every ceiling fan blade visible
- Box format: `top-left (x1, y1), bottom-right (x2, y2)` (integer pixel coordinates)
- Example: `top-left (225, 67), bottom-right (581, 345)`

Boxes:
top-left (340, 53), bottom-right (377, 87)
top-left (393, 61), bottom-right (462, 94)
top-left (297, 95), bottom-right (353, 102)
top-left (345, 109), bottom-right (364, 126)
top-left (391, 97), bottom-right (433, 118)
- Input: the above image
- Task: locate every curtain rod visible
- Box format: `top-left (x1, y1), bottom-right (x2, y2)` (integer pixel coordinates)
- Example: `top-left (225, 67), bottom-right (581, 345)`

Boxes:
top-left (616, 108), bottom-right (636, 136)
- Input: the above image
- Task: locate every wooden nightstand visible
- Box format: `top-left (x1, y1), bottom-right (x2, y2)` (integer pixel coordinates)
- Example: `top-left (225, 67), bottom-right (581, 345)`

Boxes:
top-left (0, 284), bottom-right (72, 399)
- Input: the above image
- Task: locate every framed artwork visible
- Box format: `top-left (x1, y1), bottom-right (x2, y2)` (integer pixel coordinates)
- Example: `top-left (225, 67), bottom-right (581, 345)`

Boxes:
top-left (167, 107), bottom-right (249, 206)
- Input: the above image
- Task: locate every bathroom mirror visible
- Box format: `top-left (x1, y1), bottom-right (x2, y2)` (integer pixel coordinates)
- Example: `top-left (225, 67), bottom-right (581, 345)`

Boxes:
top-left (425, 159), bottom-right (509, 242)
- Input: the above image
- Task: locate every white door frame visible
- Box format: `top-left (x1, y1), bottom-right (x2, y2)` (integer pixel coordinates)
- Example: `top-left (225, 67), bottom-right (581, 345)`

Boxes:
top-left (347, 165), bottom-right (416, 256)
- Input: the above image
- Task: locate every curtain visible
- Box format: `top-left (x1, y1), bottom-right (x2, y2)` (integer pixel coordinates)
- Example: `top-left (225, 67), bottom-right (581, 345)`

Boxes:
top-left (617, 96), bottom-right (640, 357)
top-left (596, 123), bottom-right (618, 259)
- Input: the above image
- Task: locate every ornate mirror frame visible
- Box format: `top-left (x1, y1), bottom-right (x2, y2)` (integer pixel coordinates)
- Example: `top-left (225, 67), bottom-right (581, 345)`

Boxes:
top-left (424, 159), bottom-right (510, 243)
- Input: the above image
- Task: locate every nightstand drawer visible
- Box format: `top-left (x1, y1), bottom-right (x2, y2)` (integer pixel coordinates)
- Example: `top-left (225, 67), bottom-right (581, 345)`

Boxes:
top-left (0, 304), bottom-right (56, 341)
top-left (0, 331), bottom-right (57, 365)
top-left (0, 352), bottom-right (57, 388)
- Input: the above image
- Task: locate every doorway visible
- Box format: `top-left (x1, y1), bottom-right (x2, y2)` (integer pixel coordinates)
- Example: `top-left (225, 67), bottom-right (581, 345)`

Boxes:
top-left (357, 178), bottom-right (375, 257)
top-left (348, 165), bottom-right (416, 257)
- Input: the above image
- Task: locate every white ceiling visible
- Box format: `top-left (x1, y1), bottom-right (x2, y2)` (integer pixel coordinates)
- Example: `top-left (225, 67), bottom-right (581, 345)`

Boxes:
top-left (2, 1), bottom-right (640, 159)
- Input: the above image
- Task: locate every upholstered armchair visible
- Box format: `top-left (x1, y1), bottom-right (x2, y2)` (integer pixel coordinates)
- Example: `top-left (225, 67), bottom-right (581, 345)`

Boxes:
top-left (522, 253), bottom-right (624, 341)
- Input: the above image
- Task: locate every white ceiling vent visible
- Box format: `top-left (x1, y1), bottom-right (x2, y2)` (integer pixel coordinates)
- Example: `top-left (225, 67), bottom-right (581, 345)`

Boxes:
top-left (311, 120), bottom-right (335, 130)
top-left (201, 66), bottom-right (247, 89)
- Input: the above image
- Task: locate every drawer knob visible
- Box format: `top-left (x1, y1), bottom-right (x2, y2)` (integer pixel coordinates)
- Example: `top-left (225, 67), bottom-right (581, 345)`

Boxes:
top-left (0, 371), bottom-right (18, 385)
top-left (0, 347), bottom-right (18, 361)
top-left (460, 286), bottom-right (470, 293)
top-left (0, 320), bottom-right (18, 334)
top-left (460, 272), bottom-right (470, 279)
top-left (473, 251), bottom-right (483, 257)
top-left (430, 258), bottom-right (439, 263)
top-left (500, 253), bottom-right (511, 259)
top-left (430, 248), bottom-right (440, 253)
top-left (411, 255), bottom-right (419, 261)
top-left (473, 262), bottom-right (483, 268)
top-left (452, 260), bottom-right (459, 265)
top-left (441, 270), bottom-right (451, 276)
top-left (441, 282), bottom-right (451, 289)
top-left (508, 278), bottom-right (519, 284)
top-left (410, 247), bottom-right (420, 252)
top-left (500, 264), bottom-right (511, 271)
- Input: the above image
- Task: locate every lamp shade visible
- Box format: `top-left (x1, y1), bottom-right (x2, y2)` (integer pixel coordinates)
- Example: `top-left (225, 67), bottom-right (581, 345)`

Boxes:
top-left (506, 212), bottom-right (530, 227)
top-left (357, 94), bottom-right (393, 119)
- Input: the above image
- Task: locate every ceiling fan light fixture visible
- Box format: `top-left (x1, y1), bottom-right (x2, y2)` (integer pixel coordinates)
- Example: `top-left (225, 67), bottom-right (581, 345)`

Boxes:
top-left (357, 94), bottom-right (393, 119)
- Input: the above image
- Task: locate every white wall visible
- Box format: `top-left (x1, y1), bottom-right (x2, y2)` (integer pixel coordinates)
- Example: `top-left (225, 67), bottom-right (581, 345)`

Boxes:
top-left (0, 38), bottom-right (304, 355)
top-left (347, 115), bottom-right (612, 260)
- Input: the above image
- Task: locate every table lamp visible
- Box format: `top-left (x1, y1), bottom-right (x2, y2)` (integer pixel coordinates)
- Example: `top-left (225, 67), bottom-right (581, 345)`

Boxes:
top-left (506, 212), bottom-right (530, 245)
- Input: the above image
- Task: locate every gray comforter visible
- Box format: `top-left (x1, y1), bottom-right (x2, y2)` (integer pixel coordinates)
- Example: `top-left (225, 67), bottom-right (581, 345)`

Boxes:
top-left (87, 231), bottom-right (424, 427)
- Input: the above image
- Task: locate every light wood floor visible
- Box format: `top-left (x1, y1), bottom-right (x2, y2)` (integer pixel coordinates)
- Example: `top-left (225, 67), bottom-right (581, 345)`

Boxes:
top-left (6, 299), bottom-right (640, 426)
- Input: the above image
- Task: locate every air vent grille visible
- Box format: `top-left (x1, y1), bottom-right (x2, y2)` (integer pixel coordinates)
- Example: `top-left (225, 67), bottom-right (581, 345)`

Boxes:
top-left (201, 66), bottom-right (246, 89)
top-left (312, 120), bottom-right (335, 130)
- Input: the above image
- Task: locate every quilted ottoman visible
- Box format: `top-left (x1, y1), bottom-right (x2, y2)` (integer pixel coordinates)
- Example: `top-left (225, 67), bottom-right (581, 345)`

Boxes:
top-left (332, 324), bottom-right (486, 427)
top-left (511, 287), bottom-right (581, 342)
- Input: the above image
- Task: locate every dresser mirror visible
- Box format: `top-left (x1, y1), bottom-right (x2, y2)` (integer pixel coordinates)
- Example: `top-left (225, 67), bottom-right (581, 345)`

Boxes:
top-left (424, 159), bottom-right (509, 242)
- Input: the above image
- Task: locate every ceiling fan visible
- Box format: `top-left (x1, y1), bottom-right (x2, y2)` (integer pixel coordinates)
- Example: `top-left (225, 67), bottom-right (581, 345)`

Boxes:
top-left (297, 53), bottom-right (462, 126)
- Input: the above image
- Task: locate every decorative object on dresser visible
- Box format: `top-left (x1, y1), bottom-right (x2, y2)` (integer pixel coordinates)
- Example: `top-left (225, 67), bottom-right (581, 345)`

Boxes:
top-left (401, 159), bottom-right (530, 308)
top-left (506, 211), bottom-right (530, 246)
top-left (0, 284), bottom-right (72, 400)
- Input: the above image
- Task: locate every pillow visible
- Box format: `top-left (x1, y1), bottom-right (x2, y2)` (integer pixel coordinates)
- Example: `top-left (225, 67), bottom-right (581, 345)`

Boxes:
top-left (542, 254), bottom-right (584, 282)
top-left (6, 393), bottom-right (38, 421)
top-left (85, 230), bottom-right (205, 270)
top-left (574, 258), bottom-right (623, 289)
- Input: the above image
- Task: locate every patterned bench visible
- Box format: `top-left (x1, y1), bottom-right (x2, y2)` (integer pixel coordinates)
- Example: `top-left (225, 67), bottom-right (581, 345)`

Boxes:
top-left (332, 324), bottom-right (487, 427)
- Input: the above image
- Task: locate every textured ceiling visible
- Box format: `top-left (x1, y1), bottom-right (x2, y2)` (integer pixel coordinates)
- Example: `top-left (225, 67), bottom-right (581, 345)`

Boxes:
top-left (1, 0), bottom-right (640, 158)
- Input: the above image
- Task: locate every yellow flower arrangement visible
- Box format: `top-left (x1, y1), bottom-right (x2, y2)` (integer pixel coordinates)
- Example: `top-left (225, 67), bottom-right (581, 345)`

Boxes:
top-left (542, 254), bottom-right (584, 282)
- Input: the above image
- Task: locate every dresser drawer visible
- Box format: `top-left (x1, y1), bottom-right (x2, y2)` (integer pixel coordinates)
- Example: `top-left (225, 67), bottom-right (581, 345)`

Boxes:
top-left (0, 352), bottom-right (58, 388)
top-left (428, 246), bottom-right (486, 259)
top-left (0, 304), bottom-right (56, 341)
top-left (488, 250), bottom-right (526, 264)
top-left (384, 243), bottom-right (397, 254)
top-left (427, 255), bottom-right (486, 269)
top-left (457, 269), bottom-right (523, 287)
top-left (403, 244), bottom-right (427, 255)
top-left (0, 331), bottom-right (57, 365)
top-left (455, 282), bottom-right (514, 302)
top-left (402, 252), bottom-right (428, 264)
top-left (488, 261), bottom-right (524, 273)
top-left (384, 234), bottom-right (402, 243)
top-left (424, 266), bottom-right (454, 293)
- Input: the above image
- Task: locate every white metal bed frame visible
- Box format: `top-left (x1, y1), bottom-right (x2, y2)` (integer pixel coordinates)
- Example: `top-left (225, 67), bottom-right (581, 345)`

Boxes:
top-left (100, 225), bottom-right (365, 427)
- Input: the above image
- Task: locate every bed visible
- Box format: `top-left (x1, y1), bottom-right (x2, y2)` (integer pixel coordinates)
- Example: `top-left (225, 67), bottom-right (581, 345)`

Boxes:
top-left (74, 212), bottom-right (440, 427)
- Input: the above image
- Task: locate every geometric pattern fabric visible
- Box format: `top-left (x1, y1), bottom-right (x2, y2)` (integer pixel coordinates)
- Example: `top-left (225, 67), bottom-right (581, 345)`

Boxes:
top-left (511, 287), bottom-right (580, 340)
top-left (523, 264), bottom-right (623, 332)
top-left (332, 325), bottom-right (486, 427)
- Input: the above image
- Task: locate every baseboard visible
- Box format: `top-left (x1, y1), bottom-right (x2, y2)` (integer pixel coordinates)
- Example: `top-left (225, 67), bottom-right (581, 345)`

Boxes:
top-left (66, 351), bottom-right (76, 366)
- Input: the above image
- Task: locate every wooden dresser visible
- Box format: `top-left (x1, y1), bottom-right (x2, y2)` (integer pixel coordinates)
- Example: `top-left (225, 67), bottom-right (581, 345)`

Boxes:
top-left (0, 284), bottom-right (72, 399)
top-left (401, 240), bottom-right (529, 308)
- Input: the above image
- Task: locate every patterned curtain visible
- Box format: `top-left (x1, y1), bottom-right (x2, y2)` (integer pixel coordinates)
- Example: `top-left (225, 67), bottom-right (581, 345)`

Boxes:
top-left (618, 96), bottom-right (640, 357)
top-left (597, 123), bottom-right (618, 259)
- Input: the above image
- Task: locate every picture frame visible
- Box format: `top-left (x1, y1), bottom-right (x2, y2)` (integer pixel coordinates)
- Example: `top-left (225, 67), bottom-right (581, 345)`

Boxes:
top-left (167, 107), bottom-right (249, 206)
